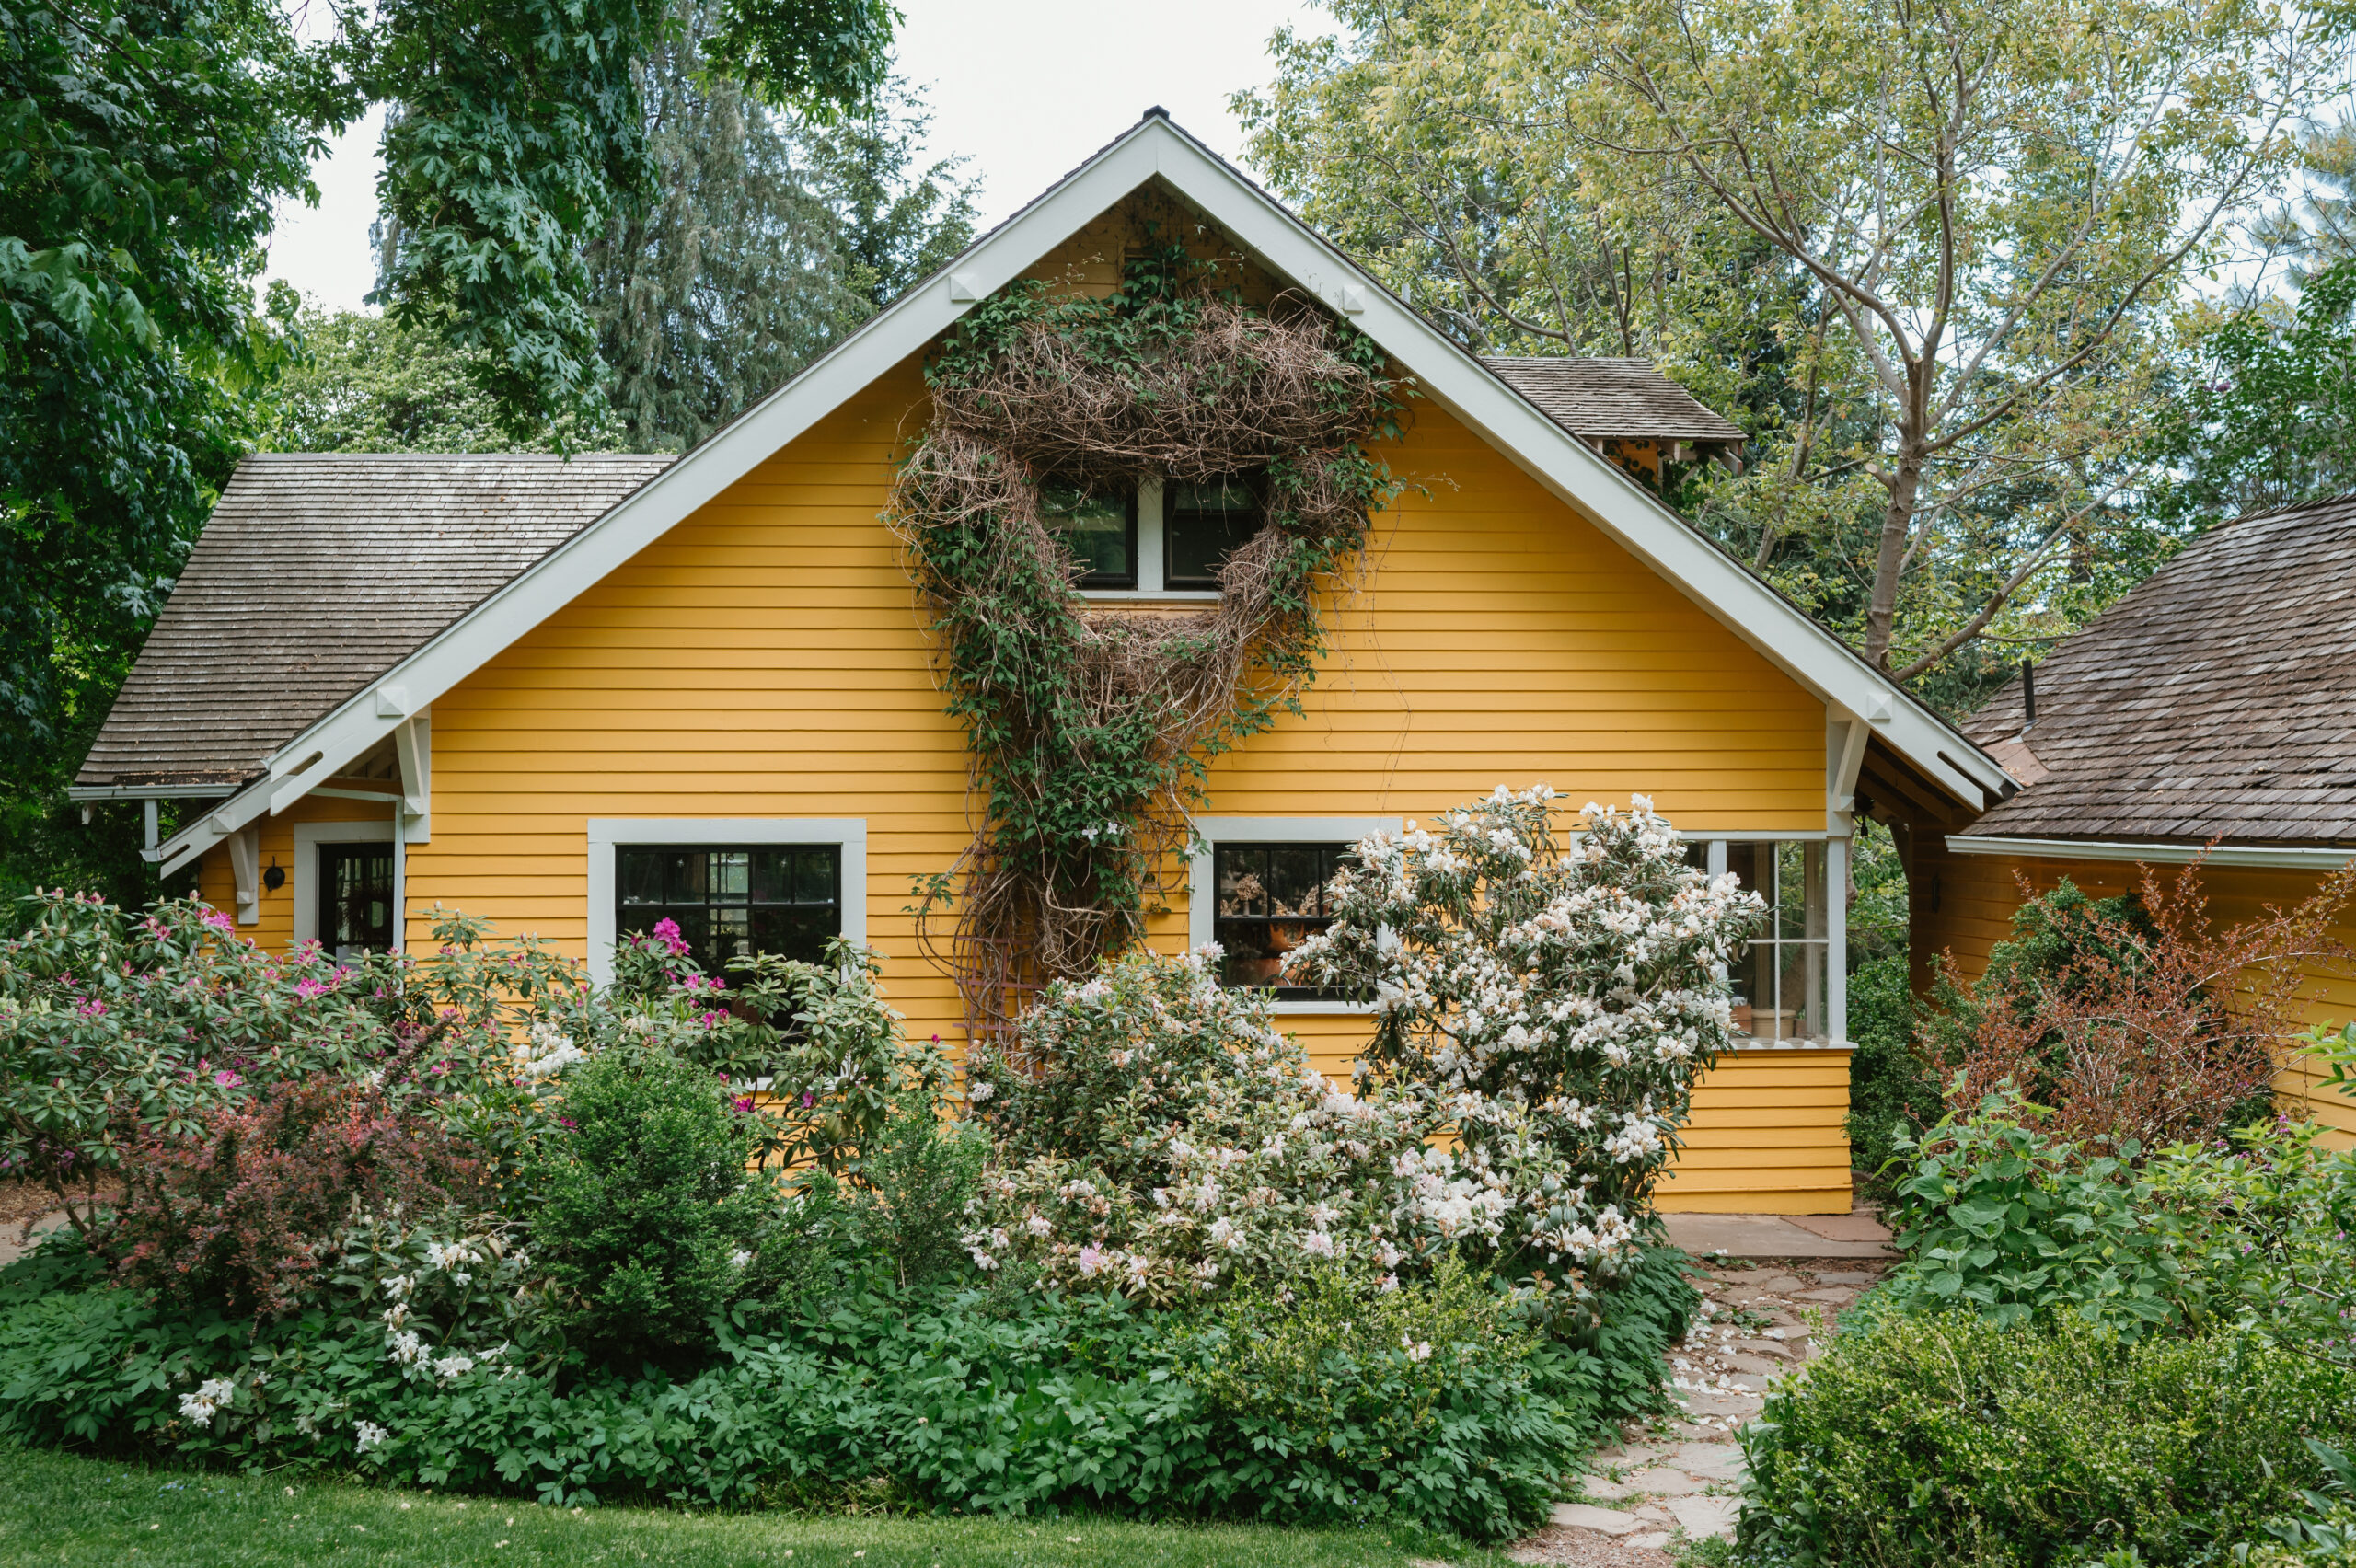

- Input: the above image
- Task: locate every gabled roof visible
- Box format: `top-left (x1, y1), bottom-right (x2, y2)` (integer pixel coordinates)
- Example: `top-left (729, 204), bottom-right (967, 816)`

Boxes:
top-left (145, 111), bottom-right (2014, 875)
top-left (1483, 357), bottom-right (1745, 447)
top-left (1959, 492), bottom-right (2356, 847)
top-left (76, 455), bottom-right (671, 792)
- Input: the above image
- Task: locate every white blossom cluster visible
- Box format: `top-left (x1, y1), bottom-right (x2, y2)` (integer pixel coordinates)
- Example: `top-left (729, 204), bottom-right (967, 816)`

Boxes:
top-left (512, 1018), bottom-right (588, 1081)
top-left (177, 1376), bottom-right (237, 1427)
top-left (960, 946), bottom-right (1613, 1298)
top-left (1285, 788), bottom-right (1764, 1276)
top-left (332, 1211), bottom-right (534, 1388)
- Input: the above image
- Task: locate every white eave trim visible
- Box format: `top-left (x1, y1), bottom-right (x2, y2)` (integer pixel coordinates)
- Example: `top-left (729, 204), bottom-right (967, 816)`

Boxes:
top-left (1946, 834), bottom-right (2356, 871)
top-left (154, 114), bottom-right (2010, 873)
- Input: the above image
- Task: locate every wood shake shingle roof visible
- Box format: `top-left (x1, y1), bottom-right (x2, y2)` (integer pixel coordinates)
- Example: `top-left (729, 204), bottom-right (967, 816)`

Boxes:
top-left (1958, 492), bottom-right (2356, 847)
top-left (75, 453), bottom-right (672, 790)
top-left (1481, 357), bottom-right (1747, 446)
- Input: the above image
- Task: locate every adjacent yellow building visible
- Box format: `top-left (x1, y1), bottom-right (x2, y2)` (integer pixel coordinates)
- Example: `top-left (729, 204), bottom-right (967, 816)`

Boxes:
top-left (75, 115), bottom-right (2020, 1214)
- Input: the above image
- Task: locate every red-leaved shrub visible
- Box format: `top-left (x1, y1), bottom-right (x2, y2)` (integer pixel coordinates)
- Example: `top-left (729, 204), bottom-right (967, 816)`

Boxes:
top-left (1931, 859), bottom-right (2356, 1151)
top-left (113, 1077), bottom-right (485, 1318)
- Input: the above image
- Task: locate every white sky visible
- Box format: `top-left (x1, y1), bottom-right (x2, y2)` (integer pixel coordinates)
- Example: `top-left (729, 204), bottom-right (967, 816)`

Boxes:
top-left (259, 0), bottom-right (1327, 314)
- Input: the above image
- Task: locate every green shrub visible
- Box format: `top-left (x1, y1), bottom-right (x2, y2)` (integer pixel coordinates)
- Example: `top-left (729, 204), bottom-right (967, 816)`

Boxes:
top-left (526, 1049), bottom-right (775, 1366)
top-left (1737, 1310), bottom-right (2356, 1566)
top-left (1877, 1090), bottom-right (2188, 1333)
top-left (0, 1242), bottom-right (1584, 1541)
top-left (1843, 952), bottom-right (1941, 1188)
top-left (1184, 1256), bottom-right (1586, 1540)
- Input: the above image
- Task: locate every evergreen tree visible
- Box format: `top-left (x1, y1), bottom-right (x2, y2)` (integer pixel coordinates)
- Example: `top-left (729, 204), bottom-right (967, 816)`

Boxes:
top-left (589, 0), bottom-right (863, 453)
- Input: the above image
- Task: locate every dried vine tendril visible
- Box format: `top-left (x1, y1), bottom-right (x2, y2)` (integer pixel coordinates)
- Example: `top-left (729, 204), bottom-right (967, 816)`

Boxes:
top-left (888, 240), bottom-right (1408, 1032)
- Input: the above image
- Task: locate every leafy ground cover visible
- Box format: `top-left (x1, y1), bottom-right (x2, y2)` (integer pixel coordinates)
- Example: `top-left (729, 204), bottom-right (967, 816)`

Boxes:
top-left (0, 1444), bottom-right (1492, 1568)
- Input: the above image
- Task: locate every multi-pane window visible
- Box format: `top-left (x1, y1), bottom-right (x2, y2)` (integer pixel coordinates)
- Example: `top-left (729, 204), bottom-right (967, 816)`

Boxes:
top-left (616, 845), bottom-right (841, 976)
top-left (1042, 485), bottom-right (1137, 588)
top-left (1166, 478), bottom-right (1258, 589)
top-left (1212, 842), bottom-right (1353, 997)
top-left (318, 842), bottom-right (394, 963)
top-left (1723, 841), bottom-right (1830, 1044)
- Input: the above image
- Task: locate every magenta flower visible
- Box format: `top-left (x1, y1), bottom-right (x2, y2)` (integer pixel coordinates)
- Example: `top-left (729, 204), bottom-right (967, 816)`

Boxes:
top-left (294, 978), bottom-right (330, 999)
top-left (650, 917), bottom-right (691, 958)
top-left (74, 997), bottom-right (107, 1018)
top-left (213, 1069), bottom-right (243, 1088)
top-left (733, 1096), bottom-right (755, 1113)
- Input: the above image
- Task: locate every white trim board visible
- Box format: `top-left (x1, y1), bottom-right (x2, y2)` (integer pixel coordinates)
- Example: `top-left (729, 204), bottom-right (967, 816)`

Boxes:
top-left (1946, 835), bottom-right (2356, 871)
top-left (1189, 814), bottom-right (1400, 1017)
top-left (291, 818), bottom-right (398, 949)
top-left (155, 112), bottom-right (2012, 876)
top-left (584, 818), bottom-right (869, 986)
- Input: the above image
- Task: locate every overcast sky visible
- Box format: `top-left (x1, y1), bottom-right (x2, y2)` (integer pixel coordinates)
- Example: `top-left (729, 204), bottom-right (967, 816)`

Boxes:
top-left (259, 0), bottom-right (1326, 313)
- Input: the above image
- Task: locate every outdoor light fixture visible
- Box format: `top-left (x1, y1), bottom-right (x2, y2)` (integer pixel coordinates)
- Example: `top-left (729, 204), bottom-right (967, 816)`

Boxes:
top-left (262, 859), bottom-right (285, 893)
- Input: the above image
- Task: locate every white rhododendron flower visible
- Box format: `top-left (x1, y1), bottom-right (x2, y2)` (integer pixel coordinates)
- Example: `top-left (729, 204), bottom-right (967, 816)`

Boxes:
top-left (179, 1377), bottom-right (237, 1427)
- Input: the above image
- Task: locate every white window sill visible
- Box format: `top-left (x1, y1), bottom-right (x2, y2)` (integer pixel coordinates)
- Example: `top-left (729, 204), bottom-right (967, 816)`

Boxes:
top-left (1265, 997), bottom-right (1376, 1016)
top-left (1726, 1036), bottom-right (1854, 1053)
top-left (1081, 589), bottom-right (1221, 605)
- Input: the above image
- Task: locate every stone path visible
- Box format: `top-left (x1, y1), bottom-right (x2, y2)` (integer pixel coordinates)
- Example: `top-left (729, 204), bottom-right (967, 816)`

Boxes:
top-left (1507, 1215), bottom-right (1892, 1566)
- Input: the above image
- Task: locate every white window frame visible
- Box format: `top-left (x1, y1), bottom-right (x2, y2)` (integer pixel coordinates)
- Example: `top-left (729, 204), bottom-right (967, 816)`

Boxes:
top-left (291, 817), bottom-right (399, 951)
top-left (1081, 480), bottom-right (1221, 605)
top-left (1189, 814), bottom-right (1401, 1015)
top-left (1675, 830), bottom-right (1849, 1051)
top-left (585, 817), bottom-right (867, 986)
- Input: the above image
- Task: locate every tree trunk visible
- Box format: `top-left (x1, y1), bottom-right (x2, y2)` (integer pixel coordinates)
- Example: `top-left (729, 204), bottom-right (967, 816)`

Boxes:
top-left (1863, 450), bottom-right (1923, 670)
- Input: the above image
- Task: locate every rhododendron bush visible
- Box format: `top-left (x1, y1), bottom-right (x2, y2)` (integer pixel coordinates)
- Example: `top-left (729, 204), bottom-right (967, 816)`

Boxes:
top-left (1290, 789), bottom-right (1764, 1239)
top-left (961, 789), bottom-right (1760, 1315)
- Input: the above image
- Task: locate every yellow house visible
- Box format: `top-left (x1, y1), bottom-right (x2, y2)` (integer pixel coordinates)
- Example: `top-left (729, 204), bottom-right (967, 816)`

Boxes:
top-left (72, 113), bottom-right (2018, 1215)
top-left (1911, 491), bottom-right (2356, 1140)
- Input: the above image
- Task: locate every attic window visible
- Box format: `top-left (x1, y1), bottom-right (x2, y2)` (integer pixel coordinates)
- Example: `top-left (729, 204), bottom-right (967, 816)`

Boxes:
top-left (1166, 477), bottom-right (1258, 589)
top-left (1042, 484), bottom-right (1137, 589)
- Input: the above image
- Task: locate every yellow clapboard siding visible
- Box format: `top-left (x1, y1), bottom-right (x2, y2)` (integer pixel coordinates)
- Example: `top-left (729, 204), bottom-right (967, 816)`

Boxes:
top-left (206, 210), bottom-right (1858, 1210)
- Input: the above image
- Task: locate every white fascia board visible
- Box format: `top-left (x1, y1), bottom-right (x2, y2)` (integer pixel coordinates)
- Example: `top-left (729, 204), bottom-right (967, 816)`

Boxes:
top-left (160, 115), bottom-right (2006, 873)
top-left (1946, 834), bottom-right (2356, 871)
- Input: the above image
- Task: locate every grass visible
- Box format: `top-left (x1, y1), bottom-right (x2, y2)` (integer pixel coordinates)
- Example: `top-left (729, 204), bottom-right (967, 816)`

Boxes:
top-left (0, 1444), bottom-right (1508, 1568)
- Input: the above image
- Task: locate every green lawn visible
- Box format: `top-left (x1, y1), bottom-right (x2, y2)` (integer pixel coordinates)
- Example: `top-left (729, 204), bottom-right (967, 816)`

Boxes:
top-left (0, 1445), bottom-right (1504, 1568)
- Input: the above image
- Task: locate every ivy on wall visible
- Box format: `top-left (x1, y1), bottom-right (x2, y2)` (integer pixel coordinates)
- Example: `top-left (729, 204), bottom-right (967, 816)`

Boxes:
top-left (888, 241), bottom-right (1406, 1029)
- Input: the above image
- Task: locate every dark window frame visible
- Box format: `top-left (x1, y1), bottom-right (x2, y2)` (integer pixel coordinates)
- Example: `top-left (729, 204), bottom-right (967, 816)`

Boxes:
top-left (1166, 476), bottom-right (1262, 590)
top-left (614, 842), bottom-right (844, 977)
top-left (1043, 485), bottom-right (1139, 590)
top-left (1209, 840), bottom-right (1356, 999)
top-left (317, 840), bottom-right (395, 959)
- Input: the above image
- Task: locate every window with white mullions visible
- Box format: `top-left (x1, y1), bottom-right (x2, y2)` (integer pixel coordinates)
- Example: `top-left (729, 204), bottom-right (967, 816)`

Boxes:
top-left (1719, 840), bottom-right (1831, 1045)
top-left (615, 845), bottom-right (840, 976)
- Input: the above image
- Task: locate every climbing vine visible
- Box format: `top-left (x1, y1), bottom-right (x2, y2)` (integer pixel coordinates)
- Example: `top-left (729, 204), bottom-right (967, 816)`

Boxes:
top-left (889, 242), bottom-right (1405, 1029)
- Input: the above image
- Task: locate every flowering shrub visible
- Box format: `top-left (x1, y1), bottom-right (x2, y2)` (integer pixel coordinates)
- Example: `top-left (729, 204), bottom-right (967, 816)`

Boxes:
top-left (1288, 788), bottom-right (1763, 1262)
top-left (113, 1074), bottom-right (487, 1319)
top-left (963, 947), bottom-right (1537, 1299)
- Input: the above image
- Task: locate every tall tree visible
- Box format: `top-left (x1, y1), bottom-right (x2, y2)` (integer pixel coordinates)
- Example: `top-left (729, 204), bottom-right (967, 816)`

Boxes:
top-left (354, 0), bottom-right (897, 438)
top-left (0, 0), bottom-right (335, 907)
top-left (586, 26), bottom-right (974, 451)
top-left (2152, 256), bottom-right (2356, 528)
top-left (1245, 0), bottom-right (2350, 683)
top-left (799, 78), bottom-right (980, 314)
